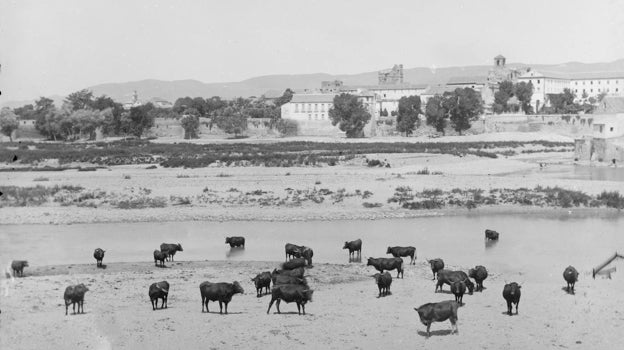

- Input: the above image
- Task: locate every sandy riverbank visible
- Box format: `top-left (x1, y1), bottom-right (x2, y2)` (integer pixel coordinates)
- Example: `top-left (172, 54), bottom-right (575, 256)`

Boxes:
top-left (1, 260), bottom-right (622, 350)
top-left (1, 152), bottom-right (622, 225)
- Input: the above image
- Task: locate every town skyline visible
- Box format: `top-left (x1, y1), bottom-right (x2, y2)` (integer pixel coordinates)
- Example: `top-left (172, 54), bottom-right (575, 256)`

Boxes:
top-left (1, 0), bottom-right (624, 103)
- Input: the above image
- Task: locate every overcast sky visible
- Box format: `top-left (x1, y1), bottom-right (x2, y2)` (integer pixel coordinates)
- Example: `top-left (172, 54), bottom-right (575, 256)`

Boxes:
top-left (1, 0), bottom-right (623, 103)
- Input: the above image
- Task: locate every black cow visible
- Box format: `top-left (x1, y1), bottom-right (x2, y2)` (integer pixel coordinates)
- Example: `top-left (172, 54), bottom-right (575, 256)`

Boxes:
top-left (267, 284), bottom-right (313, 315)
top-left (450, 280), bottom-right (467, 305)
top-left (160, 243), bottom-right (183, 261)
top-left (301, 247), bottom-right (313, 266)
top-left (343, 239), bottom-right (362, 259)
top-left (485, 229), bottom-right (499, 240)
top-left (373, 272), bottom-right (392, 297)
top-left (386, 246), bottom-right (416, 265)
top-left (367, 257), bottom-right (404, 279)
top-left (149, 281), bottom-right (169, 310)
top-left (563, 266), bottom-right (579, 293)
top-left (64, 284), bottom-right (89, 315)
top-left (153, 250), bottom-right (167, 267)
top-left (427, 258), bottom-right (445, 280)
top-left (414, 300), bottom-right (460, 337)
top-left (285, 243), bottom-right (304, 261)
top-left (200, 281), bottom-right (244, 314)
top-left (468, 265), bottom-right (488, 292)
top-left (271, 267), bottom-right (305, 279)
top-left (282, 258), bottom-right (306, 270)
top-left (226, 236), bottom-right (245, 248)
top-left (11, 260), bottom-right (28, 277)
top-left (93, 248), bottom-right (105, 268)
top-left (436, 270), bottom-right (474, 294)
top-left (502, 282), bottom-right (521, 315)
top-left (272, 275), bottom-right (307, 287)
top-left (252, 272), bottom-right (271, 297)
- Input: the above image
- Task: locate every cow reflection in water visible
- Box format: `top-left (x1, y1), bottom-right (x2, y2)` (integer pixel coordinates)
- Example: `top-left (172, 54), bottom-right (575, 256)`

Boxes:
top-left (226, 247), bottom-right (245, 258)
top-left (485, 239), bottom-right (498, 249)
top-left (348, 256), bottom-right (362, 263)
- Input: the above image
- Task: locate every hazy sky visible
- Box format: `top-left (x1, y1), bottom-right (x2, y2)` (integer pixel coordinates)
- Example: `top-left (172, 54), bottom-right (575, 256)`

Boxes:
top-left (1, 0), bottom-right (623, 103)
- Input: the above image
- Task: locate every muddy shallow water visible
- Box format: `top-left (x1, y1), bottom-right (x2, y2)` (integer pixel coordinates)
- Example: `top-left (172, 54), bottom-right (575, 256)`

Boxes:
top-left (2, 213), bottom-right (622, 282)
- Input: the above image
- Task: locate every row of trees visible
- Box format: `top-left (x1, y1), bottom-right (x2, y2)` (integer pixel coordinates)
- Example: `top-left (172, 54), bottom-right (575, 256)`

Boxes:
top-left (9, 90), bottom-right (160, 141)
top-left (173, 89), bottom-right (293, 139)
top-left (328, 87), bottom-right (484, 138)
top-left (544, 88), bottom-right (606, 114)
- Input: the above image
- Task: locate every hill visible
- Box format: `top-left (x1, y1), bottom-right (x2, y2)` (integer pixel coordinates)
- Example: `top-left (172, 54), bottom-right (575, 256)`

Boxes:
top-left (3, 58), bottom-right (624, 107)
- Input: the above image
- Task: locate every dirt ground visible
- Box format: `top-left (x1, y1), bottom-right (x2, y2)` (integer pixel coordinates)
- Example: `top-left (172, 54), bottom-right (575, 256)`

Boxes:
top-left (1, 260), bottom-right (622, 350)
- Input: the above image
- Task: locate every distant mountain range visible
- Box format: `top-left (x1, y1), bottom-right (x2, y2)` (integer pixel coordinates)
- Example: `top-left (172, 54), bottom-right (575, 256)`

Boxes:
top-left (4, 59), bottom-right (624, 108)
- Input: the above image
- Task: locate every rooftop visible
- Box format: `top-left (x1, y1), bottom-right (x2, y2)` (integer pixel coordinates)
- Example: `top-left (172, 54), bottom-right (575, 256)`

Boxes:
top-left (289, 94), bottom-right (337, 103)
top-left (446, 75), bottom-right (488, 85)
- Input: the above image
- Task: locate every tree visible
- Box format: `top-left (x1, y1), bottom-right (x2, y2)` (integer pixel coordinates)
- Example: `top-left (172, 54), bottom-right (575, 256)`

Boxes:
top-left (180, 114), bottom-right (200, 139)
top-left (445, 88), bottom-right (484, 135)
top-left (0, 108), bottom-right (19, 142)
top-left (274, 88), bottom-right (294, 107)
top-left (276, 118), bottom-right (299, 137)
top-left (123, 103), bottom-right (155, 138)
top-left (92, 95), bottom-right (124, 135)
top-left (396, 95), bottom-right (421, 136)
top-left (205, 96), bottom-right (228, 116)
top-left (547, 88), bottom-right (577, 113)
top-left (13, 104), bottom-right (36, 120)
top-left (514, 82), bottom-right (533, 114)
top-left (65, 89), bottom-right (94, 111)
top-left (215, 107), bottom-right (247, 137)
top-left (425, 95), bottom-right (448, 134)
top-left (328, 94), bottom-right (371, 138)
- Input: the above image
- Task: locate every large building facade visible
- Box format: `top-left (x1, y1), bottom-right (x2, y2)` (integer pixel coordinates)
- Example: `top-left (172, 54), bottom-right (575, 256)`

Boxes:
top-left (518, 70), bottom-right (624, 112)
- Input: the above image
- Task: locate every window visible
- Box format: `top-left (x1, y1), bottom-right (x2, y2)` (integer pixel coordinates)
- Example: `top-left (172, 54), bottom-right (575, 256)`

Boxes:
top-left (308, 115), bottom-right (311, 120)
top-left (591, 81), bottom-right (593, 85)
top-left (295, 104), bottom-right (299, 112)
top-left (591, 89), bottom-right (593, 93)
top-left (610, 127), bottom-right (614, 132)
top-left (575, 89), bottom-right (578, 93)
top-left (583, 81), bottom-right (585, 85)
top-left (575, 82), bottom-right (578, 85)
top-left (315, 114), bottom-right (318, 120)
top-left (314, 104), bottom-right (318, 112)
top-left (537, 80), bottom-right (540, 84)
top-left (607, 81), bottom-right (610, 84)
top-left (598, 89), bottom-right (601, 92)
top-left (617, 88), bottom-right (620, 92)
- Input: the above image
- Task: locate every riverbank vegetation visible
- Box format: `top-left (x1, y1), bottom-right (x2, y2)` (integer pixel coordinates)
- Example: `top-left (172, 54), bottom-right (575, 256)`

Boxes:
top-left (1, 139), bottom-right (572, 169)
top-left (2, 184), bottom-right (622, 210)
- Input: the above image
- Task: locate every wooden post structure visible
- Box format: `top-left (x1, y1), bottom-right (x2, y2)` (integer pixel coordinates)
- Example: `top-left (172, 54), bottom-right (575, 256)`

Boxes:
top-left (592, 252), bottom-right (622, 279)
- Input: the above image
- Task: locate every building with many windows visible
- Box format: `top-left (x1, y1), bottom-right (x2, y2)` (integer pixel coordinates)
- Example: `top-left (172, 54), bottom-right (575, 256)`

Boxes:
top-left (518, 70), bottom-right (624, 112)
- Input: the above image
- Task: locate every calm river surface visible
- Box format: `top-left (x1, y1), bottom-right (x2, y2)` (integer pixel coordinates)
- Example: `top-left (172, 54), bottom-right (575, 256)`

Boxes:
top-left (1, 214), bottom-right (622, 282)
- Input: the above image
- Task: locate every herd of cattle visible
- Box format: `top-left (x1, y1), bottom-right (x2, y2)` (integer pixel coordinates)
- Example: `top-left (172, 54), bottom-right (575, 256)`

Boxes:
top-left (7, 230), bottom-right (582, 337)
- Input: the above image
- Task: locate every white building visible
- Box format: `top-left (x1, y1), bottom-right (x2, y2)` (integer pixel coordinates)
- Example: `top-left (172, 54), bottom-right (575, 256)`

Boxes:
top-left (280, 94), bottom-right (340, 136)
top-left (518, 70), bottom-right (624, 112)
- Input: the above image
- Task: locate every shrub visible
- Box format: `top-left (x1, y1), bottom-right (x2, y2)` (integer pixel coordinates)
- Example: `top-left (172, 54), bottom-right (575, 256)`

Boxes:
top-left (33, 177), bottom-right (49, 182)
top-left (362, 202), bottom-right (383, 208)
top-left (276, 119), bottom-right (299, 137)
top-left (596, 191), bottom-right (624, 209)
top-left (416, 167), bottom-right (430, 175)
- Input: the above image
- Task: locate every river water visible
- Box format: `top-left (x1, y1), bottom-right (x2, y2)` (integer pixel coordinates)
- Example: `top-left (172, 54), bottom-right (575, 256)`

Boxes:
top-left (1, 213), bottom-right (622, 282)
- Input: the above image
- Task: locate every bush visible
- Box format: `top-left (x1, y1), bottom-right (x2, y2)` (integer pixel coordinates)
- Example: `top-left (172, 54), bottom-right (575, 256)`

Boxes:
top-left (362, 202), bottom-right (382, 208)
top-left (276, 119), bottom-right (299, 137)
top-left (597, 191), bottom-right (624, 209)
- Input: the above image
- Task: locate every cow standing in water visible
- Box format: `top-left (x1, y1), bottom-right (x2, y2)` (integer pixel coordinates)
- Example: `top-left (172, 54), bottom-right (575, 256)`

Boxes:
top-left (225, 236), bottom-right (245, 248)
top-left (160, 243), bottom-right (183, 262)
top-left (485, 229), bottom-right (499, 240)
top-left (343, 239), bottom-right (362, 259)
top-left (93, 248), bottom-right (105, 268)
top-left (386, 246), bottom-right (417, 265)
